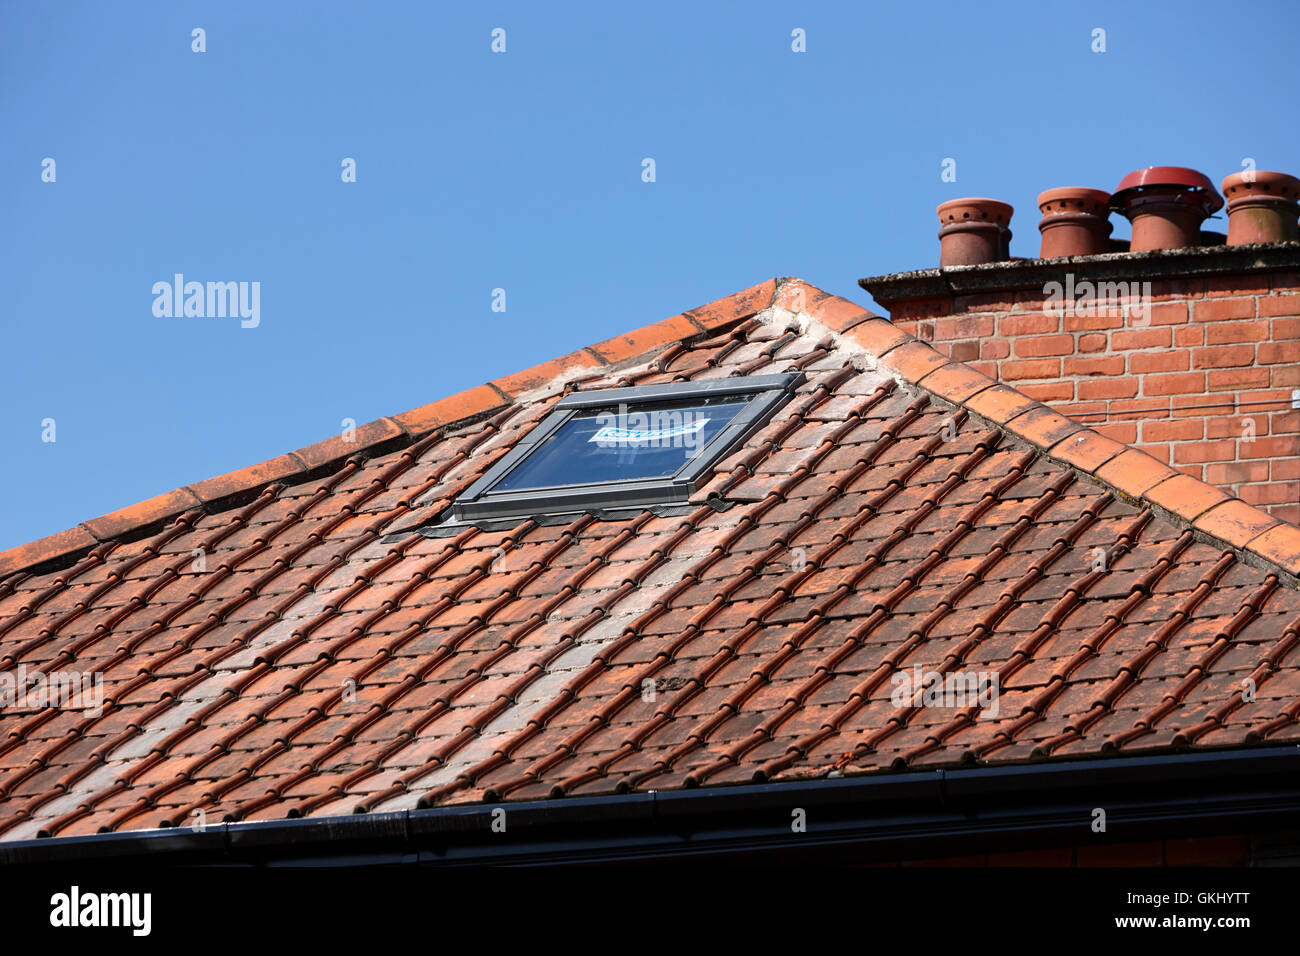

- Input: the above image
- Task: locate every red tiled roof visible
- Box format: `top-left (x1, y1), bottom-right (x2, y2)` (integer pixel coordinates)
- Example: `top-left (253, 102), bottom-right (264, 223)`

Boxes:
top-left (2, 277), bottom-right (1300, 841)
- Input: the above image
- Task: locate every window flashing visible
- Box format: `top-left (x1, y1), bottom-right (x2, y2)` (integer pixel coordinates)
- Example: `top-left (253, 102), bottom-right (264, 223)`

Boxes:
top-left (451, 372), bottom-right (804, 523)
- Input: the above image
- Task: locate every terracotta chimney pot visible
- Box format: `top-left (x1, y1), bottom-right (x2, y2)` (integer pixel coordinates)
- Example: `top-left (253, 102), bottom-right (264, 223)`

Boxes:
top-left (936, 198), bottom-right (1013, 267)
top-left (1037, 187), bottom-right (1112, 258)
top-left (1221, 170), bottom-right (1300, 245)
top-left (1110, 166), bottom-right (1223, 251)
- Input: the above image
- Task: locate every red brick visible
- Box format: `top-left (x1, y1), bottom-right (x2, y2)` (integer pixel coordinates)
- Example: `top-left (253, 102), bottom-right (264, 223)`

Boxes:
top-left (1257, 341), bottom-right (1298, 365)
top-left (1014, 334), bottom-right (1075, 358)
top-left (1077, 378), bottom-right (1138, 400)
top-left (1055, 401), bottom-right (1107, 418)
top-left (1064, 355), bottom-right (1123, 376)
top-left (1109, 399), bottom-right (1172, 423)
top-left (1206, 415), bottom-right (1267, 439)
top-left (1270, 503), bottom-right (1300, 523)
top-left (946, 340), bottom-right (979, 362)
top-left (1272, 316), bottom-right (1300, 339)
top-left (1206, 461), bottom-right (1271, 485)
top-left (1257, 294), bottom-right (1300, 318)
top-left (1193, 345), bottom-right (1256, 369)
top-left (1173, 440), bottom-right (1237, 464)
top-left (1146, 302), bottom-right (1189, 326)
top-left (1193, 298), bottom-right (1255, 323)
top-left (1142, 420), bottom-right (1203, 442)
top-left (999, 312), bottom-right (1059, 336)
top-left (1208, 367), bottom-right (1271, 391)
top-left (1018, 381), bottom-right (1075, 402)
top-left (1130, 352), bottom-right (1189, 374)
top-left (1272, 365), bottom-right (1300, 387)
top-left (1207, 320), bottom-right (1269, 345)
top-left (1273, 458), bottom-right (1300, 481)
top-left (981, 339), bottom-right (1010, 360)
top-left (1272, 410), bottom-right (1300, 434)
top-left (1238, 435), bottom-right (1300, 459)
top-left (1238, 389), bottom-right (1293, 408)
top-left (1143, 372), bottom-right (1206, 396)
top-left (1078, 333), bottom-right (1107, 353)
top-left (1064, 312), bottom-right (1125, 332)
top-left (934, 314), bottom-right (994, 341)
top-left (1111, 328), bottom-right (1170, 350)
top-left (1002, 358), bottom-right (1061, 381)
top-left (1174, 325), bottom-right (1204, 347)
top-left (1094, 422), bottom-right (1139, 444)
top-left (1239, 481), bottom-right (1300, 506)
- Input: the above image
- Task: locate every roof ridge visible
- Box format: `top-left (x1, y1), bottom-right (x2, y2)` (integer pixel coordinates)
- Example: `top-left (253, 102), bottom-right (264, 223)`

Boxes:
top-left (0, 280), bottom-right (781, 579)
top-left (773, 277), bottom-right (1300, 585)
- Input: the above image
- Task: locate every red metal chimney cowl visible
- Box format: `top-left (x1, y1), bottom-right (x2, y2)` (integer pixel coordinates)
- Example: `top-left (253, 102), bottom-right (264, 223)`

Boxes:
top-left (1037, 187), bottom-right (1112, 258)
top-left (1221, 170), bottom-right (1300, 245)
top-left (1109, 166), bottom-right (1223, 251)
top-left (936, 198), bottom-right (1013, 267)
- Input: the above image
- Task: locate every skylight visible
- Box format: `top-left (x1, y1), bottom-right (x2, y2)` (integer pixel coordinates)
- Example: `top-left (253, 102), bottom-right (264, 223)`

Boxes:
top-left (452, 372), bottom-right (804, 522)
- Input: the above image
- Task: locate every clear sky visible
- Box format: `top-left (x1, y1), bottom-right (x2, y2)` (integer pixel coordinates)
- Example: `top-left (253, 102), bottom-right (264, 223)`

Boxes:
top-left (3, 0), bottom-right (1298, 550)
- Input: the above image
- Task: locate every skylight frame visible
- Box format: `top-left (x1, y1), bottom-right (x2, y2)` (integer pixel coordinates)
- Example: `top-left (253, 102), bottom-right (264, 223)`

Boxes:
top-left (452, 372), bottom-right (805, 522)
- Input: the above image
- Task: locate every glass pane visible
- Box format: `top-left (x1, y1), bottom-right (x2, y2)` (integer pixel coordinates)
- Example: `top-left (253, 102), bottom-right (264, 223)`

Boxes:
top-left (492, 394), bottom-right (754, 493)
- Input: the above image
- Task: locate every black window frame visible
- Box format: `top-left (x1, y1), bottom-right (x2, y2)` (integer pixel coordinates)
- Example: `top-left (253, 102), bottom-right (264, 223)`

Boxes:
top-left (452, 372), bottom-right (805, 522)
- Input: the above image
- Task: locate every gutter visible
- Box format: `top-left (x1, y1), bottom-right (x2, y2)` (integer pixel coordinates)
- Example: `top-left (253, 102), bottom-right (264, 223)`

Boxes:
top-left (3, 747), bottom-right (1299, 867)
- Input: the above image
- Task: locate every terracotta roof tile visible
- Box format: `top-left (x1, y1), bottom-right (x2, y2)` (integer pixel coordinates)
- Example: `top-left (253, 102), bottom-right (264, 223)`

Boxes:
top-left (964, 384), bottom-right (1039, 425)
top-left (1146, 473), bottom-right (1233, 523)
top-left (80, 488), bottom-right (202, 541)
top-left (1195, 500), bottom-right (1283, 551)
top-left (2, 276), bottom-right (1299, 843)
top-left (1094, 448), bottom-right (1180, 498)
top-left (391, 384), bottom-right (506, 437)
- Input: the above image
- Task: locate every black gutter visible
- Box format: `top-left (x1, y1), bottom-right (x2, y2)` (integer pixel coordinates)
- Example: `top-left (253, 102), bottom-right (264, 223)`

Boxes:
top-left (4, 746), bottom-right (1299, 867)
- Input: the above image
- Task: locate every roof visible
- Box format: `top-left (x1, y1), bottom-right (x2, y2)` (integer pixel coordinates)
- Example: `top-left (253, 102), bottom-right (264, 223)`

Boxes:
top-left (2, 276), bottom-right (1300, 842)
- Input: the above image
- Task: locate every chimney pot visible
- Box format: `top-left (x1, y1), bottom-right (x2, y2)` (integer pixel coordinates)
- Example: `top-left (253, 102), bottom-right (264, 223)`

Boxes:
top-left (1036, 187), bottom-right (1112, 258)
top-left (1221, 170), bottom-right (1300, 245)
top-left (1110, 166), bottom-right (1223, 251)
top-left (936, 198), bottom-right (1013, 267)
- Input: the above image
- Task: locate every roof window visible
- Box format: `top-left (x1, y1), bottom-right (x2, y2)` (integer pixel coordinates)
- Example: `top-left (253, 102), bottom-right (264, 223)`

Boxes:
top-left (451, 372), bottom-right (804, 523)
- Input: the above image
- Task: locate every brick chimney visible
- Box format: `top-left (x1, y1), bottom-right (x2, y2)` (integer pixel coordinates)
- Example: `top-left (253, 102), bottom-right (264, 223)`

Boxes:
top-left (861, 164), bottom-right (1300, 523)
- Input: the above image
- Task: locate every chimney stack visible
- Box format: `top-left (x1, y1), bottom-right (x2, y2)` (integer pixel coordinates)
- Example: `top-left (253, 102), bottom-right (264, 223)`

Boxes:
top-left (1036, 187), bottom-right (1112, 258)
top-left (936, 198), bottom-right (1013, 267)
top-left (1109, 166), bottom-right (1223, 252)
top-left (1221, 170), bottom-right (1300, 245)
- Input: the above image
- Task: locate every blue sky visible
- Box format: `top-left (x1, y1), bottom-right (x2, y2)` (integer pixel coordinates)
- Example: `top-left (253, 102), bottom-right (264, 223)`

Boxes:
top-left (3, 0), bottom-right (1298, 550)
